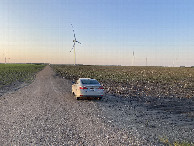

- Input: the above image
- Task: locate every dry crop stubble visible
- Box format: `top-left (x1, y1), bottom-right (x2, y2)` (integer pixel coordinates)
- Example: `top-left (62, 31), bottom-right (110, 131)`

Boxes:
top-left (52, 65), bottom-right (194, 99)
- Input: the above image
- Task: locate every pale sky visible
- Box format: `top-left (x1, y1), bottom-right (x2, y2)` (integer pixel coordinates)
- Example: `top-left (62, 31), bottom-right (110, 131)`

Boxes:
top-left (0, 0), bottom-right (194, 66)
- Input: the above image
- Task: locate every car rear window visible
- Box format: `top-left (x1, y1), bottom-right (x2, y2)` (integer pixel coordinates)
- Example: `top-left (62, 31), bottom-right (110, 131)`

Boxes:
top-left (81, 79), bottom-right (99, 84)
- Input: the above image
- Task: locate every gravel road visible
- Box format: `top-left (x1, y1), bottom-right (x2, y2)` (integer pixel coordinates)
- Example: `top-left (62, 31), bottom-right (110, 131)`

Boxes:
top-left (0, 66), bottom-right (193, 145)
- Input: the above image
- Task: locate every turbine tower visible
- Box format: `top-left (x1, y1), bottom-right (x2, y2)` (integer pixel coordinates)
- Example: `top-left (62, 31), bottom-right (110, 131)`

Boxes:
top-left (70, 24), bottom-right (81, 65)
top-left (131, 51), bottom-right (135, 66)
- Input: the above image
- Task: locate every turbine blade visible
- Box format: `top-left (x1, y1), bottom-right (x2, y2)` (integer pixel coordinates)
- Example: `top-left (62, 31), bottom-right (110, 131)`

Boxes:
top-left (72, 43), bottom-right (75, 48)
top-left (70, 48), bottom-right (73, 52)
top-left (71, 24), bottom-right (76, 39)
top-left (76, 41), bottom-right (81, 44)
top-left (70, 43), bottom-right (75, 52)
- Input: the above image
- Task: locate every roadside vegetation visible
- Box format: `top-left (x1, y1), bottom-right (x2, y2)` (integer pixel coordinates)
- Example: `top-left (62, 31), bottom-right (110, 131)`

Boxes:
top-left (52, 65), bottom-right (194, 98)
top-left (159, 137), bottom-right (194, 146)
top-left (0, 64), bottom-right (45, 89)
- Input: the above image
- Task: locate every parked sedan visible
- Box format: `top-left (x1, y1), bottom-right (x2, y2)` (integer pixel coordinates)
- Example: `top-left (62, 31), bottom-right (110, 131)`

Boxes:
top-left (72, 78), bottom-right (104, 100)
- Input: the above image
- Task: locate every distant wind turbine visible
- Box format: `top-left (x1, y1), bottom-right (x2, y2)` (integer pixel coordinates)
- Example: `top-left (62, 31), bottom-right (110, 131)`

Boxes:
top-left (131, 51), bottom-right (135, 66)
top-left (5, 57), bottom-right (10, 64)
top-left (70, 24), bottom-right (81, 65)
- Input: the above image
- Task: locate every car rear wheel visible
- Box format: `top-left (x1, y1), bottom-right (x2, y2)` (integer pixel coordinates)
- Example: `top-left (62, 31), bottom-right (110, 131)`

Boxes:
top-left (76, 97), bottom-right (80, 100)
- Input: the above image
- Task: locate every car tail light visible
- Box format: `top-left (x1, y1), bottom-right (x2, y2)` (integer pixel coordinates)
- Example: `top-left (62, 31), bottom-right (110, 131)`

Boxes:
top-left (98, 86), bottom-right (104, 89)
top-left (80, 86), bottom-right (88, 89)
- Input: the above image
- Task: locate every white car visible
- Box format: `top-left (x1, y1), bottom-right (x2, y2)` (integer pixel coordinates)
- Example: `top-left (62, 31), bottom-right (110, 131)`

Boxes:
top-left (72, 78), bottom-right (104, 100)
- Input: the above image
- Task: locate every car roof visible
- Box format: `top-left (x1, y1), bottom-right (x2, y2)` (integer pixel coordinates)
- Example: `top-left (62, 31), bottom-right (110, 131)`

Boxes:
top-left (79, 78), bottom-right (91, 80)
top-left (79, 78), bottom-right (98, 81)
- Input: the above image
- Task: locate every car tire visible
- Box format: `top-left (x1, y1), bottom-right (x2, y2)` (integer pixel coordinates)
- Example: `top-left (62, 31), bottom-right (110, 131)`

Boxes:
top-left (76, 97), bottom-right (80, 100)
top-left (99, 97), bottom-right (102, 100)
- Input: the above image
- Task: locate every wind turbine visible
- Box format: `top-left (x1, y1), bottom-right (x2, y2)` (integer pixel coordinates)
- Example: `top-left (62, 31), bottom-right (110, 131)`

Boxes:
top-left (131, 51), bottom-right (135, 66)
top-left (70, 24), bottom-right (81, 65)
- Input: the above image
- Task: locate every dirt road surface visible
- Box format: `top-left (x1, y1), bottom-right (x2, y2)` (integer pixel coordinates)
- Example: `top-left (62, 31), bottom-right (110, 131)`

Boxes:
top-left (0, 66), bottom-right (193, 145)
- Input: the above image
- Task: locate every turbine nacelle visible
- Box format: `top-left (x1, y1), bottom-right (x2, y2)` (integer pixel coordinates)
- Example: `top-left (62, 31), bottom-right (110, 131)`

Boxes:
top-left (73, 39), bottom-right (81, 44)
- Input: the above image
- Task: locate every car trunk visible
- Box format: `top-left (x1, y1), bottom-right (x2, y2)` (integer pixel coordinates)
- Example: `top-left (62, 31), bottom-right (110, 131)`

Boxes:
top-left (80, 84), bottom-right (103, 95)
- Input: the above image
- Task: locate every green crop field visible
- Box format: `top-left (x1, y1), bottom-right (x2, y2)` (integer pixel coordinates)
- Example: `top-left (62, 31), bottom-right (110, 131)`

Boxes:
top-left (0, 64), bottom-right (45, 88)
top-left (52, 65), bottom-right (194, 98)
